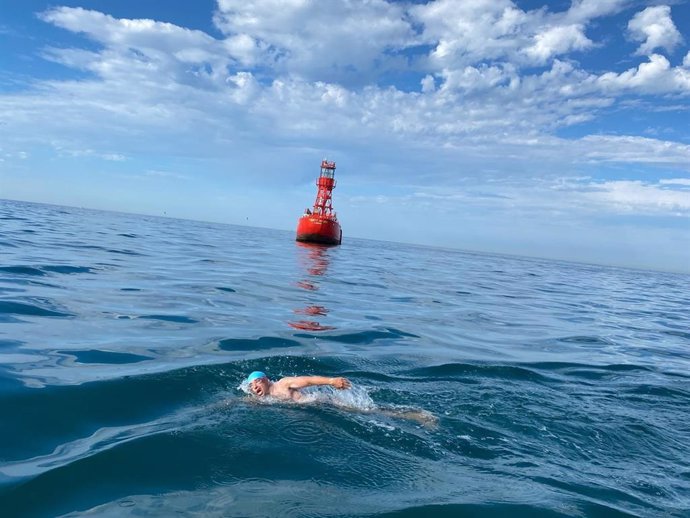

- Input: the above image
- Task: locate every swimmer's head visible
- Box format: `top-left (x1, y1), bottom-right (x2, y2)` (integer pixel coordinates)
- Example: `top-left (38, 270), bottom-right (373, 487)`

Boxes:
top-left (246, 371), bottom-right (266, 384)
top-left (246, 371), bottom-right (270, 397)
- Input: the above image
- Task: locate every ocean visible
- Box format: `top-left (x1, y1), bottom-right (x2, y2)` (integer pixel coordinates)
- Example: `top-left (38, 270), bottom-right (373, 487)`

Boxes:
top-left (1, 199), bottom-right (688, 517)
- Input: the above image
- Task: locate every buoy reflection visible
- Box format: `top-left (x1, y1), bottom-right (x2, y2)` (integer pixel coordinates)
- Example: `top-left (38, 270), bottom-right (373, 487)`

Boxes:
top-left (288, 321), bottom-right (336, 331)
top-left (289, 243), bottom-right (335, 331)
top-left (294, 305), bottom-right (329, 316)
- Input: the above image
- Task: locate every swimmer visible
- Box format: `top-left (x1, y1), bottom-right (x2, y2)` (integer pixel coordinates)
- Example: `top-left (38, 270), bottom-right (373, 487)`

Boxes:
top-left (246, 371), bottom-right (351, 402)
top-left (243, 371), bottom-right (438, 428)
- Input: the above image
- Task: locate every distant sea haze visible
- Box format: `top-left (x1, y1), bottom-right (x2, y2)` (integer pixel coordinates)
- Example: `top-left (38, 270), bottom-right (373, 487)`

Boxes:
top-left (1, 199), bottom-right (689, 517)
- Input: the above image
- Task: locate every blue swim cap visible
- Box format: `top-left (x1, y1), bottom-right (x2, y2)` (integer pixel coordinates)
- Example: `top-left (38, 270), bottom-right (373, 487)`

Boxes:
top-left (246, 371), bottom-right (267, 383)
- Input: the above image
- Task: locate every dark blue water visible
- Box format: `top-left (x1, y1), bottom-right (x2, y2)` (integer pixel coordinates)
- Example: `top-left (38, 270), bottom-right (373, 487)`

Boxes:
top-left (1, 199), bottom-right (689, 517)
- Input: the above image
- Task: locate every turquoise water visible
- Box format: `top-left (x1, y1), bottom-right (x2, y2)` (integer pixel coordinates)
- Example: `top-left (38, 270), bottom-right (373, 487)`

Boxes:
top-left (1, 199), bottom-right (689, 517)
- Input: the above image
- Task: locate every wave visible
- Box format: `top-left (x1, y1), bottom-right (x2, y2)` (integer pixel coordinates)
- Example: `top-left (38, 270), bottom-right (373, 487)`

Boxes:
top-left (0, 301), bottom-right (73, 318)
top-left (2, 201), bottom-right (689, 518)
top-left (294, 327), bottom-right (419, 344)
top-left (0, 265), bottom-right (97, 277)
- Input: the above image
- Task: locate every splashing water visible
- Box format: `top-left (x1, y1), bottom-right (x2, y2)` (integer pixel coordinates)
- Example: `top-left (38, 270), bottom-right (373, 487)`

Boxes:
top-left (236, 381), bottom-right (437, 428)
top-left (300, 384), bottom-right (377, 411)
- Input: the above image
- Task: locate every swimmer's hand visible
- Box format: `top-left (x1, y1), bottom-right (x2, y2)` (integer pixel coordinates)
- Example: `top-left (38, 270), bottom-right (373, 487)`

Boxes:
top-left (330, 377), bottom-right (351, 390)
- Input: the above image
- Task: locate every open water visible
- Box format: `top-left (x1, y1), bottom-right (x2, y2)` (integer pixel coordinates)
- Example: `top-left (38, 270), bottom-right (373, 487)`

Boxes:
top-left (1, 199), bottom-right (689, 517)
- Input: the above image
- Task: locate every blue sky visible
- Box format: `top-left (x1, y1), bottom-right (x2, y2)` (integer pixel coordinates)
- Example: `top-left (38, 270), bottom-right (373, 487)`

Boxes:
top-left (1, 0), bottom-right (689, 273)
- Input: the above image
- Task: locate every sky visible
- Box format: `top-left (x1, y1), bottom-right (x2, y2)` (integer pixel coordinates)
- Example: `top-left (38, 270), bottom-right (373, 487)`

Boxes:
top-left (0, 0), bottom-right (689, 273)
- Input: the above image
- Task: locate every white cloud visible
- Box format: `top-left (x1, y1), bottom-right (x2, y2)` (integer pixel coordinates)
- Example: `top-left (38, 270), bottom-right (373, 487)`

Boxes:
top-left (222, 34), bottom-right (262, 66)
top-left (225, 71), bottom-right (260, 104)
top-left (597, 54), bottom-right (690, 94)
top-left (627, 5), bottom-right (683, 56)
top-left (420, 74), bottom-right (436, 93)
top-left (350, 174), bottom-right (690, 219)
top-left (410, 0), bottom-right (627, 71)
top-left (524, 24), bottom-right (592, 64)
top-left (39, 7), bottom-right (232, 86)
top-left (410, 0), bottom-right (527, 67)
top-left (577, 135), bottom-right (690, 166)
top-left (40, 7), bottom-right (220, 54)
top-left (582, 180), bottom-right (690, 214)
top-left (565, 0), bottom-right (629, 24)
top-left (439, 64), bottom-right (511, 92)
top-left (213, 0), bottom-right (415, 83)
top-left (0, 4), bottom-right (686, 213)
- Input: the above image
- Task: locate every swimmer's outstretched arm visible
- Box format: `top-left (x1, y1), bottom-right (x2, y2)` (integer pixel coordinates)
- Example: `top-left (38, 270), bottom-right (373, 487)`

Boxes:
top-left (279, 376), bottom-right (351, 390)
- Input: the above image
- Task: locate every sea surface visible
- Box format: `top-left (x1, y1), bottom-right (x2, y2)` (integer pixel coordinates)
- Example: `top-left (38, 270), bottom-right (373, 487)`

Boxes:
top-left (1, 199), bottom-right (689, 517)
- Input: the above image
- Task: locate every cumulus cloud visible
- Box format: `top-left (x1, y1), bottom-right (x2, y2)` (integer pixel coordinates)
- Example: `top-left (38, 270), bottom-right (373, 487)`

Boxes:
top-left (39, 6), bottom-right (232, 86)
top-left (213, 0), bottom-right (415, 83)
top-left (565, 0), bottom-right (629, 24)
top-left (410, 0), bottom-right (528, 67)
top-left (597, 54), bottom-right (690, 94)
top-left (523, 24), bottom-right (592, 64)
top-left (0, 3), bottom-right (684, 204)
top-left (627, 5), bottom-right (683, 56)
top-left (420, 74), bottom-right (436, 93)
top-left (410, 0), bottom-right (626, 70)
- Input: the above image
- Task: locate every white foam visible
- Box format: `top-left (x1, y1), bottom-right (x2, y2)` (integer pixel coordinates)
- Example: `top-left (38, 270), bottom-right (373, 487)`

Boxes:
top-left (235, 382), bottom-right (437, 428)
top-left (237, 380), bottom-right (251, 394)
top-left (300, 385), bottom-right (377, 411)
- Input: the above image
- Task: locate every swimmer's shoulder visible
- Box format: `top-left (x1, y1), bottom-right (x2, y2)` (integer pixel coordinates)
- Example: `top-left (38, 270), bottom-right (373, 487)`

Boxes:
top-left (273, 376), bottom-right (297, 387)
top-left (269, 378), bottom-right (299, 399)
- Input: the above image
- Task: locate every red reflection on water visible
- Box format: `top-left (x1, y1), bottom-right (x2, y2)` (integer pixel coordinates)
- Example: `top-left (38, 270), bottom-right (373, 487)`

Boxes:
top-left (291, 243), bottom-right (336, 330)
top-left (294, 305), bottom-right (329, 316)
top-left (288, 321), bottom-right (336, 331)
top-left (296, 241), bottom-right (329, 276)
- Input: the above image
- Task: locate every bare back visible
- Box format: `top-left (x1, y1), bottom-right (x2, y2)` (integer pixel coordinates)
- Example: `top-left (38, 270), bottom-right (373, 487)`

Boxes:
top-left (269, 379), bottom-right (303, 401)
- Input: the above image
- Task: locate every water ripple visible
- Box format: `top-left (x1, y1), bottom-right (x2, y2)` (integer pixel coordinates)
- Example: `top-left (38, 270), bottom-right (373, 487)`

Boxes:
top-left (1, 200), bottom-right (689, 517)
top-left (0, 300), bottom-right (73, 318)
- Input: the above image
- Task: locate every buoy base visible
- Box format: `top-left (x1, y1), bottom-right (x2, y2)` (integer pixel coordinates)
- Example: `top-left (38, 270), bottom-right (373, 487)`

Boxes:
top-left (296, 233), bottom-right (341, 245)
top-left (296, 216), bottom-right (342, 246)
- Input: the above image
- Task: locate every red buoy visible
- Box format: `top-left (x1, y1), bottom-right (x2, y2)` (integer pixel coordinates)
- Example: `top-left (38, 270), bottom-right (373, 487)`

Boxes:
top-left (296, 160), bottom-right (342, 245)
